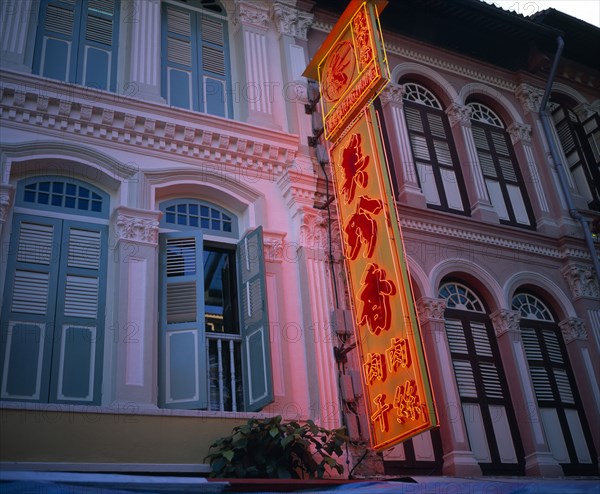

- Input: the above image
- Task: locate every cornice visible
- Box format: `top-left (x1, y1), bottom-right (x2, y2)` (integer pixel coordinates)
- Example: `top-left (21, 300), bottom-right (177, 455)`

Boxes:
top-left (0, 71), bottom-right (299, 179)
top-left (399, 217), bottom-right (591, 261)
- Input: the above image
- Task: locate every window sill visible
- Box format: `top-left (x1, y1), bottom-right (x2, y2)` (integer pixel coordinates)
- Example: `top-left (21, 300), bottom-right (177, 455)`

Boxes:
top-left (0, 401), bottom-right (273, 420)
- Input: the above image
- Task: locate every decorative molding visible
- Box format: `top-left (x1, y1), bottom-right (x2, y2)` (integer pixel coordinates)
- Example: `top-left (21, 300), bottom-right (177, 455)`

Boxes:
top-left (446, 103), bottom-right (472, 128)
top-left (271, 2), bottom-right (313, 40)
top-left (515, 83), bottom-right (543, 115)
top-left (263, 230), bottom-right (287, 263)
top-left (490, 309), bottom-right (521, 338)
top-left (0, 72), bottom-right (298, 179)
top-left (277, 166), bottom-right (317, 211)
top-left (379, 83), bottom-right (405, 107)
top-left (399, 218), bottom-right (590, 261)
top-left (574, 102), bottom-right (600, 121)
top-left (299, 207), bottom-right (328, 251)
top-left (559, 317), bottom-right (587, 344)
top-left (507, 122), bottom-right (532, 145)
top-left (416, 297), bottom-right (446, 321)
top-left (113, 207), bottom-right (161, 246)
top-left (561, 263), bottom-right (600, 299)
top-left (0, 184), bottom-right (15, 223)
top-left (234, 1), bottom-right (270, 30)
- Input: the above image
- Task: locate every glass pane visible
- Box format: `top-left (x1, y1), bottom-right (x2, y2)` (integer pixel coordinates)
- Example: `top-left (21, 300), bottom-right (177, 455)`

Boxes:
top-left (204, 247), bottom-right (238, 335)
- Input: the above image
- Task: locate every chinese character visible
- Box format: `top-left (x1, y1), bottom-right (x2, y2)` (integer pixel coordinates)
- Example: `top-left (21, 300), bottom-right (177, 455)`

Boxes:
top-left (386, 337), bottom-right (412, 373)
top-left (393, 379), bottom-right (422, 424)
top-left (352, 7), bottom-right (374, 68)
top-left (344, 196), bottom-right (383, 260)
top-left (357, 263), bottom-right (397, 335)
top-left (371, 393), bottom-right (392, 433)
top-left (363, 352), bottom-right (386, 385)
top-left (338, 133), bottom-right (370, 204)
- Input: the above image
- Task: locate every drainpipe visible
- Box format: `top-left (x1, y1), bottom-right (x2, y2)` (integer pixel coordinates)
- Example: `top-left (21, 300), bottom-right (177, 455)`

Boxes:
top-left (538, 36), bottom-right (600, 284)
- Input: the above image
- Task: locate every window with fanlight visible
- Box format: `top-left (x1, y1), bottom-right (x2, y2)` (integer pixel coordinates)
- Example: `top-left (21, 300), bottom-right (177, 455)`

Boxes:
top-left (401, 82), bottom-right (470, 214)
top-left (468, 101), bottom-right (535, 228)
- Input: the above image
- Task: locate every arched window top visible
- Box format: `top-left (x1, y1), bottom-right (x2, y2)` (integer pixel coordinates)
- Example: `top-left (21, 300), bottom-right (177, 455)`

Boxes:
top-left (159, 199), bottom-right (238, 237)
top-left (16, 176), bottom-right (109, 219)
top-left (171, 0), bottom-right (225, 15)
top-left (468, 102), bottom-right (504, 128)
top-left (403, 83), bottom-right (442, 109)
top-left (439, 282), bottom-right (485, 313)
top-left (512, 293), bottom-right (554, 322)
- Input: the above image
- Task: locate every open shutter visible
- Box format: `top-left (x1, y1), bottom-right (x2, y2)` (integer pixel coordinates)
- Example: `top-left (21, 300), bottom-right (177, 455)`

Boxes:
top-left (79, 0), bottom-right (119, 91)
top-left (237, 226), bottom-right (272, 411)
top-left (49, 221), bottom-right (107, 405)
top-left (162, 5), bottom-right (196, 110)
top-left (159, 231), bottom-right (206, 409)
top-left (0, 215), bottom-right (62, 402)
top-left (33, 0), bottom-right (80, 82)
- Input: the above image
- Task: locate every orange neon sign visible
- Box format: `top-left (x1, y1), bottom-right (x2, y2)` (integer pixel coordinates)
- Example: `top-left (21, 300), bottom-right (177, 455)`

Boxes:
top-left (330, 107), bottom-right (437, 450)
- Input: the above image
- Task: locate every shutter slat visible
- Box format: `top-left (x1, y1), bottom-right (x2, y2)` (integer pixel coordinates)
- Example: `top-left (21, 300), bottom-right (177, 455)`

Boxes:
top-left (17, 223), bottom-right (54, 265)
top-left (554, 369), bottom-right (574, 404)
top-left (64, 275), bottom-right (99, 318)
top-left (202, 46), bottom-right (225, 76)
top-left (168, 37), bottom-right (192, 67)
top-left (68, 229), bottom-right (101, 269)
top-left (86, 15), bottom-right (113, 45)
top-left (521, 327), bottom-right (543, 360)
top-left (471, 322), bottom-right (493, 357)
top-left (12, 271), bottom-right (50, 315)
top-left (405, 107), bottom-right (424, 133)
top-left (410, 135), bottom-right (430, 161)
top-left (45, 4), bottom-right (75, 35)
top-left (480, 362), bottom-right (504, 399)
top-left (543, 330), bottom-right (564, 364)
top-left (531, 367), bottom-right (554, 401)
top-left (166, 282), bottom-right (197, 323)
top-left (167, 8), bottom-right (191, 36)
top-left (499, 158), bottom-right (517, 182)
top-left (445, 319), bottom-right (468, 354)
top-left (427, 113), bottom-right (445, 138)
top-left (453, 360), bottom-right (478, 398)
top-left (201, 17), bottom-right (224, 46)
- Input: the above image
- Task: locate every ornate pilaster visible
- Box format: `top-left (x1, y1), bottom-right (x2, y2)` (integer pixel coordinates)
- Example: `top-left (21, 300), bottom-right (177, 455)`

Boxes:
top-left (0, 184), bottom-right (15, 225)
top-left (299, 207), bottom-right (328, 252)
top-left (379, 83), bottom-right (405, 108)
top-left (515, 83), bottom-right (543, 115)
top-left (561, 263), bottom-right (600, 299)
top-left (446, 103), bottom-right (472, 128)
top-left (234, 0), bottom-right (270, 29)
top-left (507, 122), bottom-right (532, 145)
top-left (574, 102), bottom-right (600, 121)
top-left (490, 309), bottom-right (521, 338)
top-left (263, 230), bottom-right (286, 264)
top-left (271, 2), bottom-right (313, 40)
top-left (416, 297), bottom-right (446, 321)
top-left (559, 317), bottom-right (587, 344)
top-left (114, 207), bottom-right (160, 245)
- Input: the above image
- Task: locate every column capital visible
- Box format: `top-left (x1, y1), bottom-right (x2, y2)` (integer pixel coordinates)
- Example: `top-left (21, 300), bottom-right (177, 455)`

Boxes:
top-left (559, 317), bottom-right (587, 343)
top-left (113, 206), bottom-right (161, 246)
top-left (446, 102), bottom-right (472, 128)
top-left (379, 83), bottom-right (405, 108)
top-left (574, 102), bottom-right (600, 121)
top-left (507, 122), bottom-right (532, 145)
top-left (490, 309), bottom-right (521, 338)
top-left (234, 0), bottom-right (271, 30)
top-left (515, 83), bottom-right (543, 115)
top-left (299, 207), bottom-right (328, 251)
top-left (416, 297), bottom-right (447, 322)
top-left (0, 184), bottom-right (15, 224)
top-left (271, 2), bottom-right (313, 40)
top-left (561, 263), bottom-right (600, 299)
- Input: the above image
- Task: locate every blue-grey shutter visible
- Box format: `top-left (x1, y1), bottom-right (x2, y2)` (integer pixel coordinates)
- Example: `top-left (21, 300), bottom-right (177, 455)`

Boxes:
top-left (159, 231), bottom-right (207, 409)
top-left (78, 0), bottom-right (119, 91)
top-left (0, 215), bottom-right (62, 402)
top-left (237, 226), bottom-right (273, 411)
top-left (199, 14), bottom-right (228, 117)
top-left (162, 4), bottom-right (197, 110)
top-left (33, 0), bottom-right (80, 82)
top-left (49, 220), bottom-right (107, 405)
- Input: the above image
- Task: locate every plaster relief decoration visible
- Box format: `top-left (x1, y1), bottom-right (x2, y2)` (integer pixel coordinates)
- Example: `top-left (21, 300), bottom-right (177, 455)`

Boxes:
top-left (234, 0), bottom-right (270, 29)
top-left (416, 298), bottom-right (447, 322)
top-left (272, 2), bottom-right (314, 40)
top-left (114, 208), bottom-right (160, 245)
top-left (507, 122), bottom-right (532, 145)
top-left (515, 83), bottom-right (543, 115)
top-left (379, 83), bottom-right (405, 107)
top-left (446, 103), bottom-right (472, 128)
top-left (561, 263), bottom-right (600, 299)
top-left (490, 309), bottom-right (521, 338)
top-left (559, 317), bottom-right (588, 344)
top-left (0, 185), bottom-right (15, 224)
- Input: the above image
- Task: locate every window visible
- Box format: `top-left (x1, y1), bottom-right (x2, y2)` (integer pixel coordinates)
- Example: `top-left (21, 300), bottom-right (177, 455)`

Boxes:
top-left (402, 83), bottom-right (469, 214)
top-left (0, 177), bottom-right (109, 405)
top-left (550, 101), bottom-right (600, 211)
top-left (33, 0), bottom-right (120, 91)
top-left (468, 102), bottom-right (535, 228)
top-left (513, 292), bottom-right (597, 475)
top-left (439, 281), bottom-right (524, 474)
top-left (161, 0), bottom-right (232, 117)
top-left (158, 200), bottom-right (272, 412)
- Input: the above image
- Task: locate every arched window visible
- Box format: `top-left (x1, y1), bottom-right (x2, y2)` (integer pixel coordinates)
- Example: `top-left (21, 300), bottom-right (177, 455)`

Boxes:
top-left (0, 177), bottom-right (109, 405)
top-left (158, 199), bottom-right (271, 412)
top-left (161, 0), bottom-right (232, 117)
top-left (512, 292), bottom-right (597, 475)
top-left (402, 82), bottom-right (469, 214)
top-left (439, 281), bottom-right (524, 474)
top-left (549, 100), bottom-right (600, 211)
top-left (33, 0), bottom-right (120, 91)
top-left (468, 101), bottom-right (535, 228)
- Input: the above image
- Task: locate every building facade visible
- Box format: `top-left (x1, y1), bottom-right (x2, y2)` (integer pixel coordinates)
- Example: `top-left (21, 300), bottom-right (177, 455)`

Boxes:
top-left (0, 0), bottom-right (598, 478)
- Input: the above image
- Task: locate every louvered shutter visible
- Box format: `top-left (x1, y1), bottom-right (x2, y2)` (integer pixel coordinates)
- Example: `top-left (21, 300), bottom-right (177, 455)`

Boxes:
top-left (49, 221), bottom-right (107, 404)
top-left (237, 227), bottom-right (272, 411)
top-left (0, 215), bottom-right (62, 402)
top-left (33, 0), bottom-right (79, 82)
top-left (199, 15), bottom-right (228, 117)
top-left (79, 0), bottom-right (119, 91)
top-left (582, 113), bottom-right (600, 209)
top-left (159, 231), bottom-right (207, 409)
top-left (163, 5), bottom-right (196, 110)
